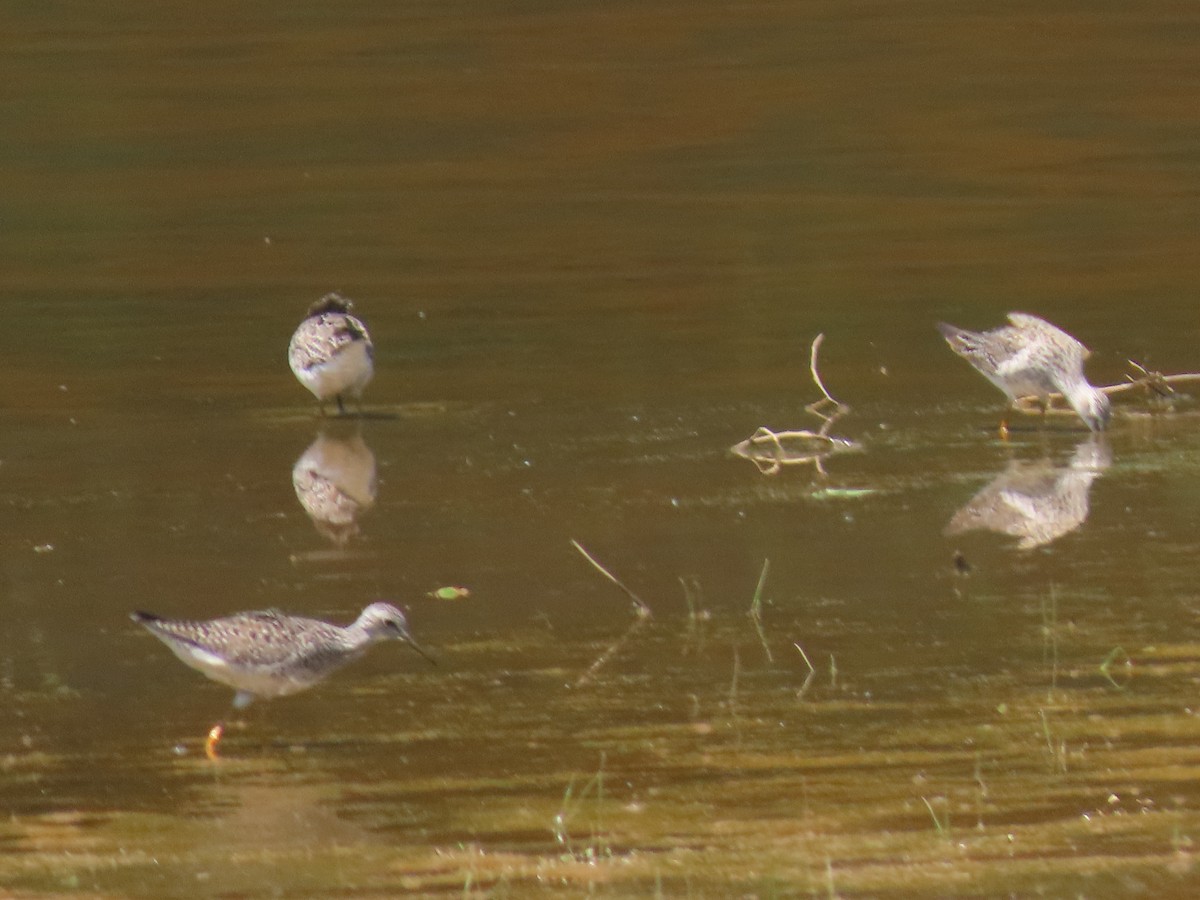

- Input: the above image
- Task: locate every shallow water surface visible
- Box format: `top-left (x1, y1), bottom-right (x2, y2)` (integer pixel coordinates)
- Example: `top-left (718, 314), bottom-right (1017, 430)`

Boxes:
top-left (5, 1), bottom-right (1200, 896)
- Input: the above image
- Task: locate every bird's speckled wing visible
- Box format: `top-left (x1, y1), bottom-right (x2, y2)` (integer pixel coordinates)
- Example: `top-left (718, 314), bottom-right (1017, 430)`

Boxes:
top-left (289, 314), bottom-right (373, 372)
top-left (1007, 312), bottom-right (1090, 358)
top-left (144, 609), bottom-right (341, 670)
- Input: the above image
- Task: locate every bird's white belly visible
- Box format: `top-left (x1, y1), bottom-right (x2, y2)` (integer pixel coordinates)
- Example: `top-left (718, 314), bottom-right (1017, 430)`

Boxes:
top-left (986, 370), bottom-right (1054, 401)
top-left (167, 643), bottom-right (321, 698)
top-left (295, 343), bottom-right (374, 401)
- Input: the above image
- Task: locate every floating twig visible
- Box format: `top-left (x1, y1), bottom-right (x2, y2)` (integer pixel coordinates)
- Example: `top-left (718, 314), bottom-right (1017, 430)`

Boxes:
top-left (1010, 359), bottom-right (1200, 418)
top-left (1123, 360), bottom-right (1175, 398)
top-left (570, 541), bottom-right (653, 684)
top-left (793, 641), bottom-right (815, 675)
top-left (575, 616), bottom-right (648, 687)
top-left (570, 540), bottom-right (653, 619)
top-left (805, 332), bottom-right (849, 419)
top-left (733, 333), bottom-right (859, 475)
top-left (748, 559), bottom-right (773, 664)
top-left (793, 642), bottom-right (816, 699)
top-left (731, 426), bottom-right (860, 476)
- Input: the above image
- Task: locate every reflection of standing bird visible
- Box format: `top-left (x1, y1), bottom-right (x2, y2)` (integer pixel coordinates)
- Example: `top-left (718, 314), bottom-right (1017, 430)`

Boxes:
top-left (292, 431), bottom-right (377, 546)
top-left (130, 603), bottom-right (433, 758)
top-left (288, 293), bottom-right (374, 415)
top-left (945, 436), bottom-right (1111, 550)
top-left (937, 313), bottom-right (1110, 432)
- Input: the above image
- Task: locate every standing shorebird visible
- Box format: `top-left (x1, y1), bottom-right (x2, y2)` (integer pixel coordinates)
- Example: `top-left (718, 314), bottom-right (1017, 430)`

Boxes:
top-left (937, 313), bottom-right (1111, 432)
top-left (130, 602), bottom-right (434, 759)
top-left (288, 292), bottom-right (374, 415)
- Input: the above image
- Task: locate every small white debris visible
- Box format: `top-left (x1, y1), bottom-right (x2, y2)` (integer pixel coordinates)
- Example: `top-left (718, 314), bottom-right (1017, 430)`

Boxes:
top-left (33, 544), bottom-right (54, 554)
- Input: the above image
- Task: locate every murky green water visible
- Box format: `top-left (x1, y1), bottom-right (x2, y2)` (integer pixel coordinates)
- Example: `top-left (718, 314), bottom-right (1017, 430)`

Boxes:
top-left (6, 1), bottom-right (1200, 896)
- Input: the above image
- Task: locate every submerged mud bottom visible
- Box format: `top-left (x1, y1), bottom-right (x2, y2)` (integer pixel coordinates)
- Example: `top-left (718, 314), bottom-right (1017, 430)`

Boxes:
top-left (5, 618), bottom-right (1200, 897)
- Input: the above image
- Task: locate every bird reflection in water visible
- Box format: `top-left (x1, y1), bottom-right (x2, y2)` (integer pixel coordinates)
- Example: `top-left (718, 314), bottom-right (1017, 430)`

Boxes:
top-left (945, 434), bottom-right (1111, 550)
top-left (292, 426), bottom-right (377, 546)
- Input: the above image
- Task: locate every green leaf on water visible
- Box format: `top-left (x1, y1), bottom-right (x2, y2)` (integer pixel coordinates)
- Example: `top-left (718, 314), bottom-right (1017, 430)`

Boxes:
top-left (428, 586), bottom-right (472, 601)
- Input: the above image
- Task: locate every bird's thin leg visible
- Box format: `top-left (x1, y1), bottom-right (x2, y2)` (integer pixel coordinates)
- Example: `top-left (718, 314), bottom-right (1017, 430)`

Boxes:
top-left (206, 691), bottom-right (255, 759)
top-left (204, 722), bottom-right (225, 761)
top-left (336, 394), bottom-right (347, 416)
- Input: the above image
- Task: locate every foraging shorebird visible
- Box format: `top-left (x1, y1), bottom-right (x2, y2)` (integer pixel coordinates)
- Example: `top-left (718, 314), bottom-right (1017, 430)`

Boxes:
top-left (288, 293), bottom-right (374, 415)
top-left (131, 602), bottom-right (433, 758)
top-left (937, 313), bottom-right (1111, 432)
top-left (945, 434), bottom-right (1111, 550)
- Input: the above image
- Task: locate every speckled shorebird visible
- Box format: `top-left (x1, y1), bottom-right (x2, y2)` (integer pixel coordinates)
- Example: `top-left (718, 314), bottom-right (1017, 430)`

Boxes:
top-left (288, 292), bottom-right (374, 415)
top-left (130, 602), bottom-right (433, 758)
top-left (937, 313), bottom-right (1111, 432)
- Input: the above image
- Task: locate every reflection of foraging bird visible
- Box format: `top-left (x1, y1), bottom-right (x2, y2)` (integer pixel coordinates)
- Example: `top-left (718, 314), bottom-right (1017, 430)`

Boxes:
top-left (937, 313), bottom-right (1110, 432)
top-left (945, 436), bottom-right (1111, 550)
top-left (131, 603), bottom-right (433, 759)
top-left (288, 293), bottom-right (374, 415)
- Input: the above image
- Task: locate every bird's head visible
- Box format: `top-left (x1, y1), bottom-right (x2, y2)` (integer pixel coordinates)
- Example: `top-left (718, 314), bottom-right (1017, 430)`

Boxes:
top-left (357, 602), bottom-right (436, 664)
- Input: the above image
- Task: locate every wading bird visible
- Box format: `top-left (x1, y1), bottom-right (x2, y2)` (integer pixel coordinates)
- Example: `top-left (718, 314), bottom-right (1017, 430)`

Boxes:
top-left (131, 602), bottom-right (433, 758)
top-left (937, 312), bottom-right (1111, 432)
top-left (288, 292), bottom-right (374, 415)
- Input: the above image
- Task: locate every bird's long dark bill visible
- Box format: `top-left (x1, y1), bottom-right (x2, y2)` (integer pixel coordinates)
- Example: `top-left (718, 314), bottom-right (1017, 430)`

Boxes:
top-left (406, 635), bottom-right (437, 666)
